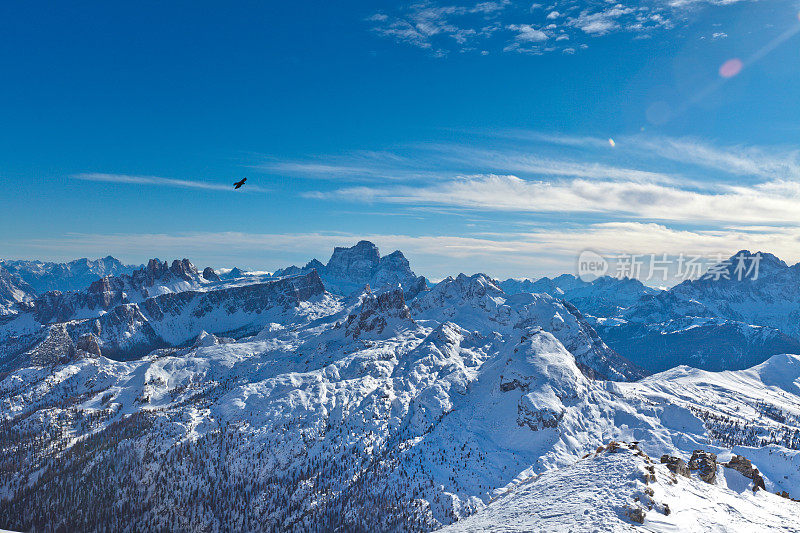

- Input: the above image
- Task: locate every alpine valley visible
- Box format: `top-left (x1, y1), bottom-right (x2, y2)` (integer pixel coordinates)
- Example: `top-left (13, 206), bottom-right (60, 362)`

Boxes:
top-left (1, 242), bottom-right (799, 532)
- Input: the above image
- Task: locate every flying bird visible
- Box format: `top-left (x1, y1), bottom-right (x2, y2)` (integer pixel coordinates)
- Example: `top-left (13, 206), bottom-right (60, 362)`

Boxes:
top-left (233, 178), bottom-right (247, 189)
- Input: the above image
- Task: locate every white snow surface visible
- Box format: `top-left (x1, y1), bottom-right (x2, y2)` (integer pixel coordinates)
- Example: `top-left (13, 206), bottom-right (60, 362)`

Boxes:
top-left (2, 264), bottom-right (800, 530)
top-left (440, 444), bottom-right (800, 532)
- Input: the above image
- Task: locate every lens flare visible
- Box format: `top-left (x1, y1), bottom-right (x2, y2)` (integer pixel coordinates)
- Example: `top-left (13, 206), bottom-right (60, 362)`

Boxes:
top-left (719, 58), bottom-right (743, 78)
top-left (608, 138), bottom-right (616, 147)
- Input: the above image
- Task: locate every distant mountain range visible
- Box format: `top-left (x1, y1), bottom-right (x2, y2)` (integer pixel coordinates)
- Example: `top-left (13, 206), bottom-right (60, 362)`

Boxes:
top-left (595, 251), bottom-right (800, 373)
top-left (1, 256), bottom-right (140, 293)
top-left (4, 247), bottom-right (800, 376)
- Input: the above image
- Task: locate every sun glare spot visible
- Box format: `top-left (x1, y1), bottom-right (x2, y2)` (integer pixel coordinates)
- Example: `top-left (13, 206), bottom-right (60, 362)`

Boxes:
top-left (719, 58), bottom-right (743, 78)
top-left (608, 138), bottom-right (616, 147)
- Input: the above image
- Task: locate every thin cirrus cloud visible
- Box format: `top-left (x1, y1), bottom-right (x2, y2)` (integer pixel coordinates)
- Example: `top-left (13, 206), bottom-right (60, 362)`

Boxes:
top-left (305, 173), bottom-right (800, 224)
top-left (72, 173), bottom-right (269, 193)
top-left (269, 133), bottom-right (800, 225)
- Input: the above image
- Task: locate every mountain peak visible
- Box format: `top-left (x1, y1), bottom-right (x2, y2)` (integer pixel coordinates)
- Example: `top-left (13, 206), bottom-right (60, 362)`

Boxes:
top-left (326, 241), bottom-right (381, 279)
top-left (275, 241), bottom-right (426, 298)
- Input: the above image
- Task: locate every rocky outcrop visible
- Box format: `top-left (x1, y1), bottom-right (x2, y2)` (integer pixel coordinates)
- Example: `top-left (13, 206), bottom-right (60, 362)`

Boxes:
top-left (626, 506), bottom-right (646, 524)
top-left (76, 333), bottom-right (102, 357)
top-left (169, 259), bottom-right (199, 281)
top-left (17, 258), bottom-right (215, 326)
top-left (688, 450), bottom-right (717, 484)
top-left (725, 455), bottom-right (766, 491)
top-left (327, 241), bottom-right (381, 281)
top-left (660, 455), bottom-right (690, 478)
top-left (202, 267), bottom-right (221, 282)
top-left (344, 288), bottom-right (413, 339)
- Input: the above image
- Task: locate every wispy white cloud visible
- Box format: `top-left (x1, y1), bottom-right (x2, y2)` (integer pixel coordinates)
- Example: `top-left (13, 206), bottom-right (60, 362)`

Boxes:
top-left (307, 173), bottom-right (800, 224)
top-left (620, 136), bottom-right (800, 181)
top-left (72, 173), bottom-right (269, 193)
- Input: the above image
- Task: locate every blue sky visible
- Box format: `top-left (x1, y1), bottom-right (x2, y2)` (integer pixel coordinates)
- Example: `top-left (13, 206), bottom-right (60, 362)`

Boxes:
top-left (2, 0), bottom-right (800, 281)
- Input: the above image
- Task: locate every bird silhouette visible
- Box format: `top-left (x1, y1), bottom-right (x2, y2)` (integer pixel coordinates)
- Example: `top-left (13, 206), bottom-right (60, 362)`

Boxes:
top-left (233, 178), bottom-right (247, 189)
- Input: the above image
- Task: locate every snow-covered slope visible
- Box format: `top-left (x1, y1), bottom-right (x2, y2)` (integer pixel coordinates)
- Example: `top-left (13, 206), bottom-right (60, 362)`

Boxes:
top-left (440, 443), bottom-right (800, 532)
top-left (3, 246), bottom-right (800, 532)
top-left (2, 300), bottom-right (799, 531)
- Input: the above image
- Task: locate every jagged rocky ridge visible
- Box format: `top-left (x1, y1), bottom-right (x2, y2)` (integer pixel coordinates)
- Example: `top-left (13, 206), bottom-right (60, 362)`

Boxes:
top-left (0, 259), bottom-right (333, 371)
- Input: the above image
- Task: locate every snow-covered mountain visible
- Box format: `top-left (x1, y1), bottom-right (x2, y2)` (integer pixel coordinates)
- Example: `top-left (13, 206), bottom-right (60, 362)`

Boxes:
top-left (2, 244), bottom-right (800, 532)
top-left (597, 251), bottom-right (800, 373)
top-left (0, 269), bottom-right (333, 371)
top-left (500, 274), bottom-right (659, 318)
top-left (412, 273), bottom-right (644, 381)
top-left (2, 257), bottom-right (800, 531)
top-left (0, 256), bottom-right (139, 293)
top-left (274, 240), bottom-right (429, 298)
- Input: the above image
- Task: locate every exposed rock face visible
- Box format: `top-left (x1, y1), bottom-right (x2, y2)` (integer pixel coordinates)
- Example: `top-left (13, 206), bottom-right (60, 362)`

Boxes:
top-left (344, 288), bottom-right (413, 339)
top-left (598, 250), bottom-right (800, 374)
top-left (688, 450), bottom-right (717, 484)
top-left (725, 455), bottom-right (766, 491)
top-left (169, 259), bottom-right (199, 281)
top-left (202, 267), bottom-right (221, 282)
top-left (136, 258), bottom-right (201, 287)
top-left (76, 333), bottom-right (102, 357)
top-left (17, 258), bottom-right (214, 326)
top-left (660, 455), bottom-right (690, 478)
top-left (327, 241), bottom-right (381, 281)
top-left (626, 506), bottom-right (646, 524)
